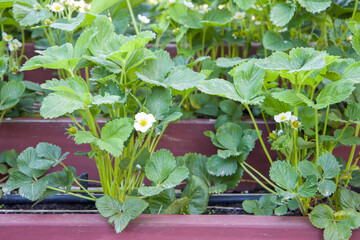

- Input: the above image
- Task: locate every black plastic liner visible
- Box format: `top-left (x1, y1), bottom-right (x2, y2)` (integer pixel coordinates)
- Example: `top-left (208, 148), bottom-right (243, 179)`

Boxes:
top-left (0, 193), bottom-right (265, 205)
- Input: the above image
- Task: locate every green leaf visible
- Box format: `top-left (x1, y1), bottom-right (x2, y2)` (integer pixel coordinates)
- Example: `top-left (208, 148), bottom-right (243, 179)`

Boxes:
top-left (148, 188), bottom-right (176, 214)
top-left (317, 154), bottom-right (340, 179)
top-left (17, 147), bottom-right (45, 178)
top-left (315, 80), bottom-right (354, 109)
top-left (96, 118), bottom-right (133, 157)
top-left (197, 78), bottom-right (243, 103)
top-left (243, 195), bottom-right (277, 216)
top-left (234, 0), bottom-right (257, 10)
top-left (19, 176), bottom-right (48, 201)
top-left (269, 161), bottom-right (299, 191)
top-left (92, 93), bottom-right (120, 105)
top-left (13, 3), bottom-right (51, 27)
top-left (50, 13), bottom-right (95, 32)
top-left (262, 31), bottom-right (293, 51)
top-left (309, 204), bottom-right (334, 229)
top-left (21, 43), bottom-right (80, 72)
top-left (145, 149), bottom-right (176, 184)
top-left (35, 142), bottom-right (68, 166)
top-left (201, 9), bottom-right (232, 27)
top-left (261, 93), bottom-right (292, 116)
top-left (345, 103), bottom-right (360, 121)
top-left (324, 222), bottom-right (352, 240)
top-left (213, 167), bottom-right (243, 190)
top-left (230, 60), bottom-right (265, 104)
top-left (207, 155), bottom-right (237, 177)
top-left (96, 195), bottom-right (148, 233)
top-left (298, 176), bottom-right (318, 197)
top-left (165, 66), bottom-right (206, 91)
top-left (297, 0), bottom-right (332, 13)
top-left (270, 3), bottom-right (296, 27)
top-left (298, 160), bottom-right (321, 179)
top-left (341, 62), bottom-right (360, 84)
top-left (2, 170), bottom-right (32, 194)
top-left (181, 175), bottom-right (209, 214)
top-left (215, 57), bottom-right (248, 68)
top-left (74, 131), bottom-right (97, 144)
top-left (272, 90), bottom-right (314, 107)
top-left (161, 166), bottom-right (189, 189)
top-left (274, 204), bottom-right (288, 216)
top-left (339, 187), bottom-right (360, 211)
top-left (40, 92), bottom-right (84, 119)
top-left (136, 50), bottom-right (174, 87)
top-left (256, 48), bottom-right (327, 73)
top-left (89, 0), bottom-right (123, 14)
top-left (0, 81), bottom-right (25, 110)
top-left (167, 3), bottom-right (203, 29)
top-left (163, 197), bottom-right (190, 214)
top-left (176, 153), bottom-right (211, 186)
top-left (317, 179), bottom-right (336, 197)
top-left (47, 168), bottom-right (75, 192)
top-left (155, 110), bottom-right (182, 135)
top-left (145, 87), bottom-right (171, 120)
top-left (216, 122), bottom-right (243, 153)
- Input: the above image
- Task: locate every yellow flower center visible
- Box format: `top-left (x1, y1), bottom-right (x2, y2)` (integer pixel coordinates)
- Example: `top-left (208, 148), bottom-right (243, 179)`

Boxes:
top-left (6, 35), bottom-right (12, 40)
top-left (269, 133), bottom-right (276, 139)
top-left (281, 116), bottom-right (286, 121)
top-left (140, 119), bottom-right (147, 127)
top-left (292, 121), bottom-right (299, 128)
top-left (55, 6), bottom-right (61, 10)
top-left (237, 15), bottom-right (242, 19)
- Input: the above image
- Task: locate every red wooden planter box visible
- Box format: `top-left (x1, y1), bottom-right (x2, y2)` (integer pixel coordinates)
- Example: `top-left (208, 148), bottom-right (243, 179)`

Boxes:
top-left (1, 214), bottom-right (354, 240)
top-left (0, 117), bottom-right (358, 191)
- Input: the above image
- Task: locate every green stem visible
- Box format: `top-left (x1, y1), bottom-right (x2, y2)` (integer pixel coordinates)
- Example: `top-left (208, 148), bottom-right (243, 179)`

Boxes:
top-left (244, 104), bottom-right (273, 164)
top-left (0, 175), bottom-right (9, 183)
top-left (47, 186), bottom-right (96, 201)
top-left (242, 162), bottom-right (279, 189)
top-left (339, 0), bottom-right (358, 42)
top-left (323, 106), bottom-right (330, 136)
top-left (0, 110), bottom-right (6, 125)
top-left (126, 0), bottom-right (139, 34)
top-left (314, 108), bottom-right (319, 163)
top-left (240, 163), bottom-right (277, 195)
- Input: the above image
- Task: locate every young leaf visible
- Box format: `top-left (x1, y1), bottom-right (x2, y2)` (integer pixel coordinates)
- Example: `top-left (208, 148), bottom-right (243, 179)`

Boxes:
top-left (96, 196), bottom-right (148, 233)
top-left (36, 142), bottom-right (68, 166)
top-left (17, 147), bottom-right (46, 178)
top-left (298, 160), bottom-right (321, 179)
top-left (0, 81), bottom-right (25, 110)
top-left (230, 60), bottom-right (265, 105)
top-left (145, 149), bottom-right (176, 184)
top-left (269, 161), bottom-right (299, 191)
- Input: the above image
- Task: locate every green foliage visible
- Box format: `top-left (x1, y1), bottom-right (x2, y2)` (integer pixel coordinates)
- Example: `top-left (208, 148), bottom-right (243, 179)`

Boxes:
top-left (96, 196), bottom-right (148, 233)
top-left (139, 150), bottom-right (189, 196)
top-left (310, 204), bottom-right (360, 240)
top-left (0, 81), bottom-right (25, 111)
top-left (75, 118), bottom-right (133, 157)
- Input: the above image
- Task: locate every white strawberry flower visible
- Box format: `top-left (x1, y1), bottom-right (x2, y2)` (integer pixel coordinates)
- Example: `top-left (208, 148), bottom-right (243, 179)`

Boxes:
top-left (183, 1), bottom-right (194, 8)
top-left (233, 12), bottom-right (246, 20)
top-left (8, 39), bottom-right (21, 52)
top-left (2, 32), bottom-right (13, 42)
top-left (134, 112), bottom-right (156, 133)
top-left (138, 14), bottom-right (150, 24)
top-left (289, 115), bottom-right (298, 122)
top-left (169, 0), bottom-right (175, 3)
top-left (50, 3), bottom-right (65, 12)
top-left (274, 111), bottom-right (292, 123)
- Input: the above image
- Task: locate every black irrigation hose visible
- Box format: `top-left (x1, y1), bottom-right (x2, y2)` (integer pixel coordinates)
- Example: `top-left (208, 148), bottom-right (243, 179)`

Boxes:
top-left (0, 193), bottom-right (266, 205)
